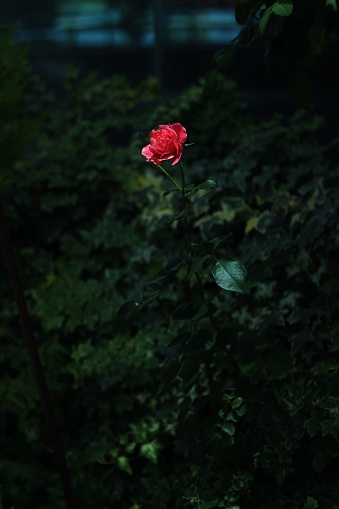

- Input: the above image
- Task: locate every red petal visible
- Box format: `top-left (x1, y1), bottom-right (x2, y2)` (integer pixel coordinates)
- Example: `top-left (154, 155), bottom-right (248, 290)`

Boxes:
top-left (169, 123), bottom-right (187, 145)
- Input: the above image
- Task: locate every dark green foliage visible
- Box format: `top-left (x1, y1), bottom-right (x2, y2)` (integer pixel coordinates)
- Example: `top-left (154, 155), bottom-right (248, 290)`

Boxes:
top-left (185, 109), bottom-right (339, 508)
top-left (129, 101), bottom-right (339, 509)
top-left (229, 0), bottom-right (339, 106)
top-left (0, 28), bottom-right (41, 190)
top-left (1, 30), bottom-right (339, 509)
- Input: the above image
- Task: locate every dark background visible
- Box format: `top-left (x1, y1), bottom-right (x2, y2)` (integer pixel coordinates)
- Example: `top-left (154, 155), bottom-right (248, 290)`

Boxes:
top-left (0, 0), bottom-right (295, 114)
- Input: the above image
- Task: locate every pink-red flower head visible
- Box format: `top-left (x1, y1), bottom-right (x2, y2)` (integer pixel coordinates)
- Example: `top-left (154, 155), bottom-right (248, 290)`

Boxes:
top-left (141, 123), bottom-right (187, 166)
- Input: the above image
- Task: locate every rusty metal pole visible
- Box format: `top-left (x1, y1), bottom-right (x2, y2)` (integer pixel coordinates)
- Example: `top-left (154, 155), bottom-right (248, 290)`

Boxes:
top-left (0, 203), bottom-right (78, 509)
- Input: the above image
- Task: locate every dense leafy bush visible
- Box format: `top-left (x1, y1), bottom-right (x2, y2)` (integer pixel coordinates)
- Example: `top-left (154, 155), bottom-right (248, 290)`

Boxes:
top-left (1, 29), bottom-right (339, 509)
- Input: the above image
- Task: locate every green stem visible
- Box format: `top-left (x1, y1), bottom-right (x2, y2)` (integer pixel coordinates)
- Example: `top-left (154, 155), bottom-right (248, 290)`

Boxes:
top-left (179, 162), bottom-right (193, 256)
top-left (180, 164), bottom-right (206, 304)
top-left (179, 162), bottom-right (186, 195)
top-left (156, 164), bottom-right (182, 193)
top-left (176, 163), bottom-right (197, 340)
top-left (181, 166), bottom-right (239, 372)
top-left (179, 164), bottom-right (240, 373)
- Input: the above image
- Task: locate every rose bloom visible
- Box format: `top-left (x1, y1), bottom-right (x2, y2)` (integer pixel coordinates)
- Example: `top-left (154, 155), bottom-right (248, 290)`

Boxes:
top-left (141, 123), bottom-right (187, 166)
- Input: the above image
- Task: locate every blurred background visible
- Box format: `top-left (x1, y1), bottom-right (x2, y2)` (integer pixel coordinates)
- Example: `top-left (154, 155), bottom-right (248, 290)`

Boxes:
top-left (0, 0), bottom-right (265, 98)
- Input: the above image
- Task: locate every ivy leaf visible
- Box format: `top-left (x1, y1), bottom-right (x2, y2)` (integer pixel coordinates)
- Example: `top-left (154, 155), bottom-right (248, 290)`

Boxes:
top-left (272, 0), bottom-right (293, 17)
top-left (155, 208), bottom-right (188, 229)
top-left (212, 259), bottom-right (247, 294)
top-left (245, 211), bottom-right (275, 234)
top-left (140, 442), bottom-right (158, 463)
top-left (117, 456), bottom-right (132, 475)
top-left (303, 497), bottom-right (318, 509)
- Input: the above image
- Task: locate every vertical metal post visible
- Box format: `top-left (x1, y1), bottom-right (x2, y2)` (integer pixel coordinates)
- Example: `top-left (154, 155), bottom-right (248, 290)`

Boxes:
top-left (0, 203), bottom-right (78, 509)
top-left (152, 0), bottom-right (165, 93)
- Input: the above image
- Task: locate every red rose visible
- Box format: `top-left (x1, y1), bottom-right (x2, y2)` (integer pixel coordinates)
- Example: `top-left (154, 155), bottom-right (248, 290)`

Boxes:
top-left (141, 123), bottom-right (187, 166)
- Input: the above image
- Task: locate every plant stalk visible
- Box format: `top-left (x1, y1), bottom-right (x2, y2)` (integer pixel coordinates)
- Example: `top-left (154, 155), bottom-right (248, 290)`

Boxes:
top-left (0, 203), bottom-right (78, 509)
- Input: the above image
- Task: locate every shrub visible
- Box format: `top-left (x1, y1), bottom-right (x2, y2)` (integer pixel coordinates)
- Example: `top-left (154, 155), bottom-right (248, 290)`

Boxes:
top-left (1, 29), bottom-right (339, 509)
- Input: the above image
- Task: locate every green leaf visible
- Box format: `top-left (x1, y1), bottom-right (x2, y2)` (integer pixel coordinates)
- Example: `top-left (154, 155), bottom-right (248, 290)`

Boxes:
top-left (195, 177), bottom-right (217, 191)
top-left (117, 456), bottom-right (132, 475)
top-left (245, 211), bottom-right (275, 234)
top-left (303, 497), bottom-right (318, 509)
top-left (140, 442), bottom-right (158, 463)
top-left (209, 234), bottom-right (231, 250)
top-left (185, 178), bottom-right (217, 198)
top-left (259, 6), bottom-right (273, 35)
top-left (235, 404), bottom-right (248, 417)
top-left (222, 422), bottom-right (235, 436)
top-left (155, 208), bottom-right (188, 229)
top-left (232, 397), bottom-right (244, 409)
top-left (272, 0), bottom-right (293, 16)
top-left (326, 0), bottom-right (338, 10)
top-left (212, 259), bottom-right (247, 294)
